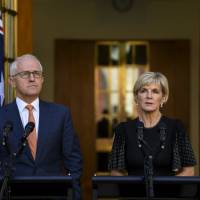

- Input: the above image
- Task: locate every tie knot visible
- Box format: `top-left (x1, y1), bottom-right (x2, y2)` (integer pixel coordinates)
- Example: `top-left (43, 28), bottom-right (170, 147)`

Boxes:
top-left (26, 104), bottom-right (34, 111)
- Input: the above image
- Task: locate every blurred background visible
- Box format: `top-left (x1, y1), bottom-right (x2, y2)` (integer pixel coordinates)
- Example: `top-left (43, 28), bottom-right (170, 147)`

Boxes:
top-left (1, 0), bottom-right (200, 199)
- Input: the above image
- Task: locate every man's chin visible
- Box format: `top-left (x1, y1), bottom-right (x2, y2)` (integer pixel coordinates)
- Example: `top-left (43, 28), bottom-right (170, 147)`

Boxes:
top-left (24, 93), bottom-right (40, 98)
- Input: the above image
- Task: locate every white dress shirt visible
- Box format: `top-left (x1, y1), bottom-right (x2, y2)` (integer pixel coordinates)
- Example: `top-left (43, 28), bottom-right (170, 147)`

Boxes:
top-left (16, 97), bottom-right (39, 138)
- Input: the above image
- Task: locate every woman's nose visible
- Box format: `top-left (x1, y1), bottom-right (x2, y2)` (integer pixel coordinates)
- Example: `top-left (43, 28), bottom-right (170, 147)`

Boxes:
top-left (147, 91), bottom-right (152, 98)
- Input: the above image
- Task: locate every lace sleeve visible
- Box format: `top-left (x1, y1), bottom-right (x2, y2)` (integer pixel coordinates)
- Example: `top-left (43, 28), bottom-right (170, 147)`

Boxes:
top-left (108, 123), bottom-right (126, 171)
top-left (172, 120), bottom-right (196, 172)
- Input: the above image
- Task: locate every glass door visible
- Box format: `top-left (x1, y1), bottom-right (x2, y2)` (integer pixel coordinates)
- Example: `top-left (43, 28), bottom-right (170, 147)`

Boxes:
top-left (95, 41), bottom-right (149, 174)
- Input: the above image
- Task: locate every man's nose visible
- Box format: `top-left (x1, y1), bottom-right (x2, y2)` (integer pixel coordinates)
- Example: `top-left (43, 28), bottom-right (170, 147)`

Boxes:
top-left (29, 73), bottom-right (35, 80)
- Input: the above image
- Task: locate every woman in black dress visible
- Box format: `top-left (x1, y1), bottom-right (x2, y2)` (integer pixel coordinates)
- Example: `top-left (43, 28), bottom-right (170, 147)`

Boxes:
top-left (109, 72), bottom-right (196, 176)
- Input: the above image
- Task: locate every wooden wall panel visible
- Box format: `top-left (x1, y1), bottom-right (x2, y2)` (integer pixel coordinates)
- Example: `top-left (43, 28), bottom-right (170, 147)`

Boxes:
top-left (55, 40), bottom-right (95, 200)
top-left (149, 40), bottom-right (190, 131)
top-left (17, 0), bottom-right (32, 55)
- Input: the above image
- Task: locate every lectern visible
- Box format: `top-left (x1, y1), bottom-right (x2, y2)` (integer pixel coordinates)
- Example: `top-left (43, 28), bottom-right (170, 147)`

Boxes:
top-left (92, 176), bottom-right (200, 200)
top-left (0, 176), bottom-right (73, 199)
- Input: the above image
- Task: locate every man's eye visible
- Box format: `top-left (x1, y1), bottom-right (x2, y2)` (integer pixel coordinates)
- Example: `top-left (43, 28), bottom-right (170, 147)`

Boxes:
top-left (21, 72), bottom-right (29, 76)
top-left (34, 72), bottom-right (40, 75)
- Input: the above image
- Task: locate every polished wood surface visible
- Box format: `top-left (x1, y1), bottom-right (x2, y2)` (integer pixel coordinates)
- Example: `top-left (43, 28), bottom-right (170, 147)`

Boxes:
top-left (18, 0), bottom-right (32, 55)
top-left (55, 39), bottom-right (96, 200)
top-left (149, 40), bottom-right (190, 131)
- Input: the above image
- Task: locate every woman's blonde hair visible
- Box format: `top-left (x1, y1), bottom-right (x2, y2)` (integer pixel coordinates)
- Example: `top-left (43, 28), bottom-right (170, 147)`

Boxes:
top-left (133, 72), bottom-right (169, 103)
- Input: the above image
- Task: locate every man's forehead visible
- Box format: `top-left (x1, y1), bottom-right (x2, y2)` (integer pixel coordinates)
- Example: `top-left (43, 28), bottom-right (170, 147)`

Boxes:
top-left (17, 60), bottom-right (40, 70)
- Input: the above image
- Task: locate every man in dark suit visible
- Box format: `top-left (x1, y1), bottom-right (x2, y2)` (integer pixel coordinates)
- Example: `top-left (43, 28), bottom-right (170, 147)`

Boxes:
top-left (0, 54), bottom-right (82, 199)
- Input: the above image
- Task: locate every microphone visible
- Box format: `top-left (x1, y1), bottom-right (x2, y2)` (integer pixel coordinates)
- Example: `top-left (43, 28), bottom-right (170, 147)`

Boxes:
top-left (21, 122), bottom-right (35, 143)
top-left (137, 120), bottom-right (144, 148)
top-left (159, 122), bottom-right (167, 149)
top-left (13, 122), bottom-right (35, 158)
top-left (2, 121), bottom-right (13, 146)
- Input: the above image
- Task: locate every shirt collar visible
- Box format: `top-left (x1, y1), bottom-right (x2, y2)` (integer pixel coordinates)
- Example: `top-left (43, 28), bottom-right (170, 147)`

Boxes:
top-left (16, 97), bottom-right (39, 112)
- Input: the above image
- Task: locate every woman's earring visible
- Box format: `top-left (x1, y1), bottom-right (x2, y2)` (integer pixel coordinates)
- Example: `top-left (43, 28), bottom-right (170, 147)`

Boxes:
top-left (160, 102), bottom-right (164, 108)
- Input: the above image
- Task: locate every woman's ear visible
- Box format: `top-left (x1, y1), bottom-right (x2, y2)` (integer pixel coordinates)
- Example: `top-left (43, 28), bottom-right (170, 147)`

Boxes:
top-left (162, 97), bottom-right (166, 103)
top-left (160, 97), bottom-right (166, 108)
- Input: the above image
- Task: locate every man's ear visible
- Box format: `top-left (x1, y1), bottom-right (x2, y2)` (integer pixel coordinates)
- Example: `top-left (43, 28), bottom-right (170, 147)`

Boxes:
top-left (41, 76), bottom-right (44, 84)
top-left (8, 77), bottom-right (16, 88)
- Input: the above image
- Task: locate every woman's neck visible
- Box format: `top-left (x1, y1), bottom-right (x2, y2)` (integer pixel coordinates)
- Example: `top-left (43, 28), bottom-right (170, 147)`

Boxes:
top-left (139, 111), bottom-right (162, 128)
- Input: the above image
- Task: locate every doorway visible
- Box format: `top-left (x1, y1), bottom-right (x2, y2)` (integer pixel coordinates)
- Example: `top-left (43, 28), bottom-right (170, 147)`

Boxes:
top-left (54, 39), bottom-right (190, 200)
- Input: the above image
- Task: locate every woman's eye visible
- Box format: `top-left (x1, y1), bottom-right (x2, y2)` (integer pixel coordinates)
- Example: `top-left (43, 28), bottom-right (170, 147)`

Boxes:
top-left (152, 89), bottom-right (160, 94)
top-left (139, 89), bottom-right (146, 93)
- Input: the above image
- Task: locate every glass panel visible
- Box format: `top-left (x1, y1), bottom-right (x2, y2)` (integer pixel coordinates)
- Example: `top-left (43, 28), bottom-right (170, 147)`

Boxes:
top-left (97, 45), bottom-right (110, 65)
top-left (135, 45), bottom-right (147, 65)
top-left (96, 109), bottom-right (110, 138)
top-left (125, 43), bottom-right (133, 64)
top-left (110, 68), bottom-right (119, 91)
top-left (98, 68), bottom-right (109, 90)
top-left (110, 93), bottom-right (119, 114)
top-left (126, 67), bottom-right (139, 91)
top-left (125, 92), bottom-right (133, 118)
top-left (96, 92), bottom-right (109, 118)
top-left (111, 117), bottom-right (119, 134)
top-left (111, 45), bottom-right (119, 65)
top-left (2, 1), bottom-right (18, 104)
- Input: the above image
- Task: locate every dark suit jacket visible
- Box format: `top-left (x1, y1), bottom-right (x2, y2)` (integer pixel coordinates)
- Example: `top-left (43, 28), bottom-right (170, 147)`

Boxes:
top-left (0, 100), bottom-right (82, 199)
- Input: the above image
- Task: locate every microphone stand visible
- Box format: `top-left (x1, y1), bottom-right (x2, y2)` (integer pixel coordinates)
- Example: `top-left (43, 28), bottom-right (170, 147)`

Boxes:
top-left (0, 138), bottom-right (28, 200)
top-left (144, 155), bottom-right (154, 200)
top-left (137, 122), bottom-right (167, 200)
top-left (0, 138), bottom-right (12, 200)
top-left (137, 132), bottom-right (155, 199)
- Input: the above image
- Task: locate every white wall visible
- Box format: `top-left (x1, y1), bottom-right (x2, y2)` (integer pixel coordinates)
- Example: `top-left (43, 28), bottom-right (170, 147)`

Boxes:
top-left (33, 0), bottom-right (200, 173)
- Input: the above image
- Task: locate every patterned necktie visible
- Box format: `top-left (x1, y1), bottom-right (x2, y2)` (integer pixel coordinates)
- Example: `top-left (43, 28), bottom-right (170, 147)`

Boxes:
top-left (26, 104), bottom-right (37, 159)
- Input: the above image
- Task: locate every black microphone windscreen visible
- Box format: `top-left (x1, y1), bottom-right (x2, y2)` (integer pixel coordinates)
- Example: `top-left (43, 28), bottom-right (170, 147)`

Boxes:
top-left (21, 122), bottom-right (35, 143)
top-left (3, 121), bottom-right (13, 133)
top-left (137, 120), bottom-right (144, 142)
top-left (159, 122), bottom-right (166, 129)
top-left (24, 122), bottom-right (35, 135)
top-left (159, 122), bottom-right (167, 143)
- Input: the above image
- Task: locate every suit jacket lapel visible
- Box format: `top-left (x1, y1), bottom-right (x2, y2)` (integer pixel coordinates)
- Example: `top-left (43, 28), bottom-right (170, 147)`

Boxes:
top-left (11, 101), bottom-right (24, 136)
top-left (36, 100), bottom-right (49, 162)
